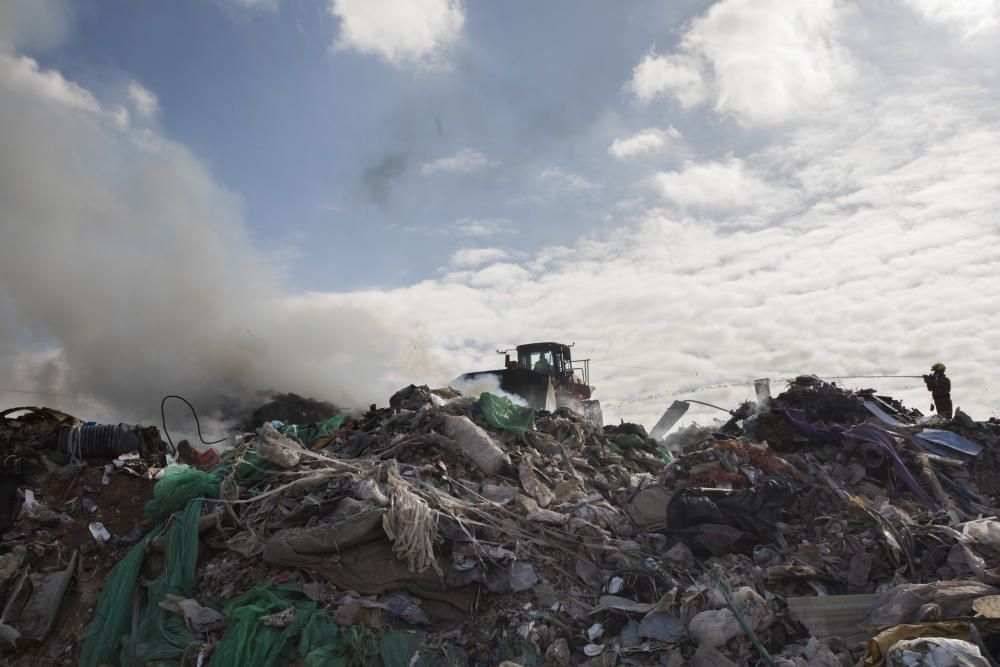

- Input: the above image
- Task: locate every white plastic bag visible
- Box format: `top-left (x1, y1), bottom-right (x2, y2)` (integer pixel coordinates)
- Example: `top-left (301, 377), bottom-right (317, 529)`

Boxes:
top-left (441, 416), bottom-right (511, 475)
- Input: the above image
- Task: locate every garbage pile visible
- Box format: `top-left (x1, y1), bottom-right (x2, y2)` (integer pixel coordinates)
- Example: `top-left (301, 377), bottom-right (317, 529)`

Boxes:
top-left (0, 406), bottom-right (167, 666)
top-left (3, 376), bottom-right (1000, 666)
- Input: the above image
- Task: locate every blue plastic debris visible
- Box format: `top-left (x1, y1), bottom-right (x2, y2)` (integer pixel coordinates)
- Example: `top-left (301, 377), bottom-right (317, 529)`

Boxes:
top-left (915, 429), bottom-right (983, 457)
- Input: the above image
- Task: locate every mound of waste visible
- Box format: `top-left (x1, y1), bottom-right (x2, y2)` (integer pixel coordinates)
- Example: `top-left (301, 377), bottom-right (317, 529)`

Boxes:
top-left (2, 376), bottom-right (1000, 666)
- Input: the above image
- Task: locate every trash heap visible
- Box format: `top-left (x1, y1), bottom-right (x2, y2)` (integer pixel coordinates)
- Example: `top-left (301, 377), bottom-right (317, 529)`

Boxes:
top-left (0, 406), bottom-right (167, 666)
top-left (3, 376), bottom-right (1000, 666)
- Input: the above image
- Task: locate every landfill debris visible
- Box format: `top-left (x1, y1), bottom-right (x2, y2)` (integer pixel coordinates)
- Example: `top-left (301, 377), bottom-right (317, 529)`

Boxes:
top-left (2, 376), bottom-right (1000, 665)
top-left (973, 596), bottom-right (1000, 619)
top-left (886, 637), bottom-right (990, 667)
top-left (0, 405), bottom-right (167, 665)
top-left (87, 522), bottom-right (110, 543)
top-left (255, 422), bottom-right (304, 468)
top-left (158, 595), bottom-right (228, 634)
top-left (0, 551), bottom-right (78, 650)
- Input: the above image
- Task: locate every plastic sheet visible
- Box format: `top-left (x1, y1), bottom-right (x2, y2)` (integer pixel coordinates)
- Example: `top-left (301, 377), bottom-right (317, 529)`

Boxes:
top-left (915, 430), bottom-right (984, 457)
top-left (479, 392), bottom-right (534, 436)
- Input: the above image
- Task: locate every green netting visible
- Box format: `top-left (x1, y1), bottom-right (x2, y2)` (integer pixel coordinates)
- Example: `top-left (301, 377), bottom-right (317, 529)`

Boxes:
top-left (208, 585), bottom-right (374, 667)
top-left (301, 610), bottom-right (376, 667)
top-left (229, 451), bottom-right (279, 485)
top-left (143, 449), bottom-right (280, 523)
top-left (143, 466), bottom-right (221, 522)
top-left (479, 392), bottom-right (534, 436)
top-left (78, 528), bottom-right (162, 667)
top-left (120, 499), bottom-right (204, 666)
top-left (280, 414), bottom-right (346, 448)
top-left (80, 446), bottom-right (288, 667)
top-left (378, 631), bottom-right (424, 667)
top-left (376, 632), bottom-right (470, 667)
top-left (79, 500), bottom-right (204, 667)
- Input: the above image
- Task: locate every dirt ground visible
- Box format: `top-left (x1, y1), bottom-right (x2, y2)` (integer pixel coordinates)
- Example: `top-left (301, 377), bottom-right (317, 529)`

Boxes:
top-left (4, 464), bottom-right (155, 666)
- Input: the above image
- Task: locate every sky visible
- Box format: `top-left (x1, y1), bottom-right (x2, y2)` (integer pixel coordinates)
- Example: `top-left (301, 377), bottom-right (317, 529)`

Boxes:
top-left (1, 0), bottom-right (998, 432)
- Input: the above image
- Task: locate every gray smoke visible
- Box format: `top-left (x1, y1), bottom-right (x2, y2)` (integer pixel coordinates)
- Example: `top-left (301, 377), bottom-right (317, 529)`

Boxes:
top-left (0, 17), bottom-right (446, 426)
top-left (362, 152), bottom-right (410, 207)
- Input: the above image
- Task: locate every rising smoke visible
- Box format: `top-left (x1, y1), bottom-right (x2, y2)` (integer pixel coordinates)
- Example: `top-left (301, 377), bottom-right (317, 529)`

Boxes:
top-left (0, 6), bottom-right (448, 426)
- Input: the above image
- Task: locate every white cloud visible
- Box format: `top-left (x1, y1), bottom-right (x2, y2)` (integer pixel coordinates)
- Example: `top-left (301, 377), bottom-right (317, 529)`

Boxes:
top-left (629, 53), bottom-right (706, 107)
top-left (652, 158), bottom-right (781, 212)
top-left (394, 217), bottom-right (518, 237)
top-left (4, 0), bottom-right (1000, 443)
top-left (453, 218), bottom-right (517, 237)
top-left (329, 0), bottom-right (464, 67)
top-left (901, 0), bottom-right (999, 35)
top-left (630, 0), bottom-right (854, 126)
top-left (420, 148), bottom-right (495, 175)
top-left (110, 104), bottom-right (129, 129)
top-left (449, 247), bottom-right (508, 268)
top-left (539, 167), bottom-right (598, 194)
top-left (127, 81), bottom-right (158, 117)
top-left (609, 127), bottom-right (679, 160)
top-left (337, 76), bottom-right (999, 427)
top-left (373, 85), bottom-right (1000, 424)
top-left (0, 53), bottom-right (100, 114)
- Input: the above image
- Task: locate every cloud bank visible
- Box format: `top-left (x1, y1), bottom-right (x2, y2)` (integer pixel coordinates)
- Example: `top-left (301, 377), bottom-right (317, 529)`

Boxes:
top-left (630, 0), bottom-right (855, 126)
top-left (2, 0), bottom-right (999, 435)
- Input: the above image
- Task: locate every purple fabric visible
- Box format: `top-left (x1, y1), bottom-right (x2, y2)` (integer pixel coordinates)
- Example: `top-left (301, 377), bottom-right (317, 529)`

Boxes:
top-left (840, 424), bottom-right (937, 510)
top-left (773, 409), bottom-right (937, 510)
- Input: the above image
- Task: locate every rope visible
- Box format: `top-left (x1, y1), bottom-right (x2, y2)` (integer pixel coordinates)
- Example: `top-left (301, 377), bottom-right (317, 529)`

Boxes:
top-left (682, 399), bottom-right (734, 415)
top-left (65, 425), bottom-right (83, 467)
top-left (381, 462), bottom-right (440, 575)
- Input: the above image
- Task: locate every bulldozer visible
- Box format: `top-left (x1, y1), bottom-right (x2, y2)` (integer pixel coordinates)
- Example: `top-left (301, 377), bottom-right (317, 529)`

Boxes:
top-left (452, 341), bottom-right (603, 426)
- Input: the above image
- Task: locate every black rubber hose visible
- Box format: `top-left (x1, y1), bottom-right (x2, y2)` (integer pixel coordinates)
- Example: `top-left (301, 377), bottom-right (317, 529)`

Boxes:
top-left (160, 394), bottom-right (228, 456)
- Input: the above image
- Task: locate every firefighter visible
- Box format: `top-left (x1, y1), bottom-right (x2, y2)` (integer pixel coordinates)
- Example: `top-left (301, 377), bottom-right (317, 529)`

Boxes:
top-left (923, 362), bottom-right (952, 419)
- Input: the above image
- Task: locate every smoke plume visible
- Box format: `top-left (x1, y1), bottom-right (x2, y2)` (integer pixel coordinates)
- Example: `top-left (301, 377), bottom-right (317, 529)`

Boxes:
top-left (0, 16), bottom-right (446, 426)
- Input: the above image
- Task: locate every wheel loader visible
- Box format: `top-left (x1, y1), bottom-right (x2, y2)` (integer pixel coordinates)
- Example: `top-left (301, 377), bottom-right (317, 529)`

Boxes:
top-left (452, 341), bottom-right (603, 427)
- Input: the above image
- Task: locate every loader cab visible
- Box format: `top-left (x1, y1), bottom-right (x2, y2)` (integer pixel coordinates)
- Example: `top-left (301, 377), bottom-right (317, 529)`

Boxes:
top-left (516, 342), bottom-right (571, 379)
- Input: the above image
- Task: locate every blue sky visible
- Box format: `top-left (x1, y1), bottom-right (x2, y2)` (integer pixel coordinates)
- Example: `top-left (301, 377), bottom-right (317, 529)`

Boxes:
top-left (29, 0), bottom-right (716, 290)
top-left (1, 0), bottom-right (999, 428)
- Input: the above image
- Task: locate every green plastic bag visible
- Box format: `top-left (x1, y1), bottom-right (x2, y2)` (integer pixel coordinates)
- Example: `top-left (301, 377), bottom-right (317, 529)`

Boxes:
top-left (614, 434), bottom-right (674, 463)
top-left (280, 414), bottom-right (346, 448)
top-left (479, 393), bottom-right (534, 436)
top-left (614, 433), bottom-right (649, 451)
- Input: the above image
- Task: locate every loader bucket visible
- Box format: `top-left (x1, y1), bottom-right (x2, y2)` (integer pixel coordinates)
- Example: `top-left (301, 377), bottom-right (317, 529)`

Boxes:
top-left (451, 368), bottom-right (556, 411)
